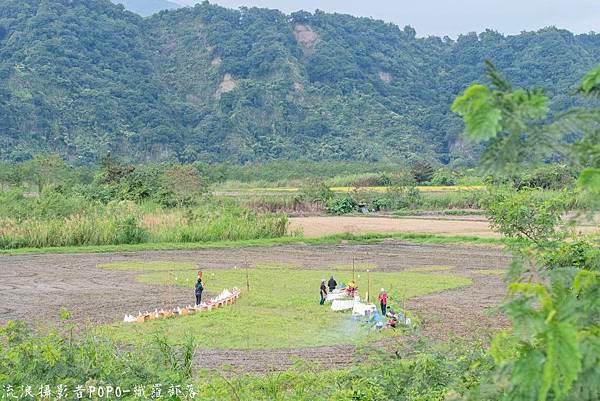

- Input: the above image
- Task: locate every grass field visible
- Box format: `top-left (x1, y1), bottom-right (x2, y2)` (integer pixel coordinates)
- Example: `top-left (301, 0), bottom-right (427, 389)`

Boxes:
top-left (102, 262), bottom-right (472, 349)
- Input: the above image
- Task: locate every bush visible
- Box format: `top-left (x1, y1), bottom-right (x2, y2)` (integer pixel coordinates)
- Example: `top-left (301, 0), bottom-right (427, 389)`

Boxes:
top-left (521, 165), bottom-right (575, 190)
top-left (431, 168), bottom-right (457, 186)
top-left (484, 165), bottom-right (575, 191)
top-left (370, 185), bottom-right (423, 211)
top-left (299, 180), bottom-right (335, 202)
top-left (543, 240), bottom-right (600, 271)
top-left (114, 215), bottom-right (148, 244)
top-left (370, 197), bottom-right (392, 211)
top-left (327, 196), bottom-right (358, 215)
top-left (485, 189), bottom-right (569, 243)
top-left (411, 161), bottom-right (435, 184)
top-left (0, 321), bottom-right (195, 394)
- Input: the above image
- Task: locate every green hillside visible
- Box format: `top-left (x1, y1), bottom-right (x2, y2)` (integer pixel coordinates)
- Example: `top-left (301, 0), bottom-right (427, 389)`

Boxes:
top-left (1, 0), bottom-right (599, 164)
top-left (112, 0), bottom-right (180, 17)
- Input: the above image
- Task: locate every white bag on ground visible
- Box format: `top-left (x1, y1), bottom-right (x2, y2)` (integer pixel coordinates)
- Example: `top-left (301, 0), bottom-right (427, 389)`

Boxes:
top-left (352, 302), bottom-right (377, 317)
top-left (331, 299), bottom-right (355, 311)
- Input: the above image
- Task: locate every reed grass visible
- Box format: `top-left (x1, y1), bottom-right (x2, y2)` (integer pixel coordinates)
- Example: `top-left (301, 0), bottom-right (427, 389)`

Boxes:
top-left (0, 202), bottom-right (289, 250)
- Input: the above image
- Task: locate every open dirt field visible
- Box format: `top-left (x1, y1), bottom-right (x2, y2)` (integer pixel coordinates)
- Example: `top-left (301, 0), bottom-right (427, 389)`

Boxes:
top-left (0, 241), bottom-right (511, 372)
top-left (289, 215), bottom-right (599, 238)
top-left (290, 216), bottom-right (499, 238)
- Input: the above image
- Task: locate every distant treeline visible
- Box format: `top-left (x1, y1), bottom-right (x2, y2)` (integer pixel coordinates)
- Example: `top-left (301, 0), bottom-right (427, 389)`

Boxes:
top-left (1, 0), bottom-right (599, 164)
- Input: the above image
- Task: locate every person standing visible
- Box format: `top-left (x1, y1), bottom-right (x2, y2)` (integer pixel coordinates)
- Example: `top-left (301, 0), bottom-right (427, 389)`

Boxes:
top-left (195, 278), bottom-right (204, 306)
top-left (378, 288), bottom-right (388, 316)
top-left (320, 280), bottom-right (328, 305)
top-left (327, 275), bottom-right (337, 292)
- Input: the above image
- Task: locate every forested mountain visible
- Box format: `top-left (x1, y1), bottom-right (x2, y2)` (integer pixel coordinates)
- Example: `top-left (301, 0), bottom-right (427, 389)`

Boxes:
top-left (111, 0), bottom-right (180, 17)
top-left (1, 0), bottom-right (599, 165)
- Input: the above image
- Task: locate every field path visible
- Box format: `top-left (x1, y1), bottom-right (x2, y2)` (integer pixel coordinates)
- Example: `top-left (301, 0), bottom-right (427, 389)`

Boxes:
top-left (289, 215), bottom-right (599, 238)
top-left (290, 216), bottom-right (498, 238)
top-left (0, 241), bottom-right (511, 372)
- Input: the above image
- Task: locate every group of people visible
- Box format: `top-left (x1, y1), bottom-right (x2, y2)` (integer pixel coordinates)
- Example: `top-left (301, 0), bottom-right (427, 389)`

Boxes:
top-left (319, 276), bottom-right (338, 305)
top-left (319, 276), bottom-right (389, 316)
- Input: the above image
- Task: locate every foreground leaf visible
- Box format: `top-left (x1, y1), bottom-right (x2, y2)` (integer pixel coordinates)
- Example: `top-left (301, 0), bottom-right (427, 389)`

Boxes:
top-left (578, 168), bottom-right (600, 195)
top-left (577, 65), bottom-right (600, 96)
top-left (451, 85), bottom-right (502, 141)
top-left (539, 321), bottom-right (582, 401)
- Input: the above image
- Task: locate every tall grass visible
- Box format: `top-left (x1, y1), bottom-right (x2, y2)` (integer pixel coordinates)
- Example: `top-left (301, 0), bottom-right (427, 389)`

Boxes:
top-left (0, 202), bottom-right (289, 250)
top-left (239, 195), bottom-right (326, 215)
top-left (151, 207), bottom-right (288, 243)
top-left (325, 172), bottom-right (389, 187)
top-left (420, 190), bottom-right (487, 210)
top-left (223, 188), bottom-right (489, 215)
top-left (201, 160), bottom-right (405, 185)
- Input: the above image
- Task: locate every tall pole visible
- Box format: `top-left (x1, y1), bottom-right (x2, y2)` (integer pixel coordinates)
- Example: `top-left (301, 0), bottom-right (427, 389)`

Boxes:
top-left (366, 269), bottom-right (370, 303)
top-left (173, 274), bottom-right (178, 308)
top-left (245, 256), bottom-right (250, 292)
top-left (352, 257), bottom-right (355, 282)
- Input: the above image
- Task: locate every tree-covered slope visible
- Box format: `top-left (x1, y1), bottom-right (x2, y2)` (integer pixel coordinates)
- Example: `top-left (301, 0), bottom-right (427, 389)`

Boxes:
top-left (0, 0), bottom-right (599, 164)
top-left (111, 0), bottom-right (180, 17)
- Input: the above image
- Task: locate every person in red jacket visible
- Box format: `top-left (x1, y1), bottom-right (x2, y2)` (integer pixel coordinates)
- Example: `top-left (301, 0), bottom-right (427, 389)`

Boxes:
top-left (378, 288), bottom-right (388, 316)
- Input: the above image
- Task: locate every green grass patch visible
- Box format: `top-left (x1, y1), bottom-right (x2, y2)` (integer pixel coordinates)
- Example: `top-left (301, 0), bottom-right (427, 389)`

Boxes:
top-left (470, 269), bottom-right (506, 276)
top-left (0, 232), bottom-right (508, 256)
top-left (104, 266), bottom-right (471, 349)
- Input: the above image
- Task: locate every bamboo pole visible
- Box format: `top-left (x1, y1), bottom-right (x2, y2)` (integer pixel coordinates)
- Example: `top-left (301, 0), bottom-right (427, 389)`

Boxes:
top-left (367, 269), bottom-right (370, 303)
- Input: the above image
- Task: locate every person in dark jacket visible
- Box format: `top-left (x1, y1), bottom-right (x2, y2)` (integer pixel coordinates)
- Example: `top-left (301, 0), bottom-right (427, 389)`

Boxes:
top-left (327, 276), bottom-right (337, 292)
top-left (195, 278), bottom-right (204, 306)
top-left (319, 280), bottom-right (328, 305)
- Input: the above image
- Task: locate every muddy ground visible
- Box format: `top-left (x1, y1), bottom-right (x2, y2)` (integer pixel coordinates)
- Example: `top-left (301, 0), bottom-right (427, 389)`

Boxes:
top-left (0, 241), bottom-right (511, 372)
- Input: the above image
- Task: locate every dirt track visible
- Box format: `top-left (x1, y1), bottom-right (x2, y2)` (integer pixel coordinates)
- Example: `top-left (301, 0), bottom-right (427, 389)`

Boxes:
top-left (289, 215), bottom-right (599, 238)
top-left (290, 216), bottom-right (498, 238)
top-left (0, 241), bottom-right (511, 372)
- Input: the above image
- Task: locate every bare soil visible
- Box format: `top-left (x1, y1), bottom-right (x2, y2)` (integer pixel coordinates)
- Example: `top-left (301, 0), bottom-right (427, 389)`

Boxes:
top-left (290, 215), bottom-right (599, 238)
top-left (290, 216), bottom-right (499, 238)
top-left (0, 241), bottom-right (511, 372)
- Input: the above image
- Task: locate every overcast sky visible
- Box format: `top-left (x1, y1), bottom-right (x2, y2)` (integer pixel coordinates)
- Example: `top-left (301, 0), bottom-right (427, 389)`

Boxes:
top-left (171, 0), bottom-right (599, 37)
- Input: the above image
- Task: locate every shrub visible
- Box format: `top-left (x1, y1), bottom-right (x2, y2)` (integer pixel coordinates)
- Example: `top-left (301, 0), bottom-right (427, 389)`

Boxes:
top-left (543, 240), bottom-right (600, 271)
top-left (299, 180), bottom-right (335, 202)
top-left (484, 165), bottom-right (575, 191)
top-left (327, 196), bottom-right (358, 214)
top-left (485, 189), bottom-right (569, 243)
top-left (0, 321), bottom-right (196, 393)
top-left (520, 165), bottom-right (575, 190)
top-left (370, 197), bottom-right (392, 211)
top-left (411, 161), bottom-right (435, 183)
top-left (431, 168), bottom-right (457, 186)
top-left (371, 185), bottom-right (423, 211)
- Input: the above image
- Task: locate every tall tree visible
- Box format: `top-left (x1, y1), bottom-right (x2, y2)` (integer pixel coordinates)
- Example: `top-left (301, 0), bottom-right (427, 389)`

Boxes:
top-left (452, 63), bottom-right (600, 401)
